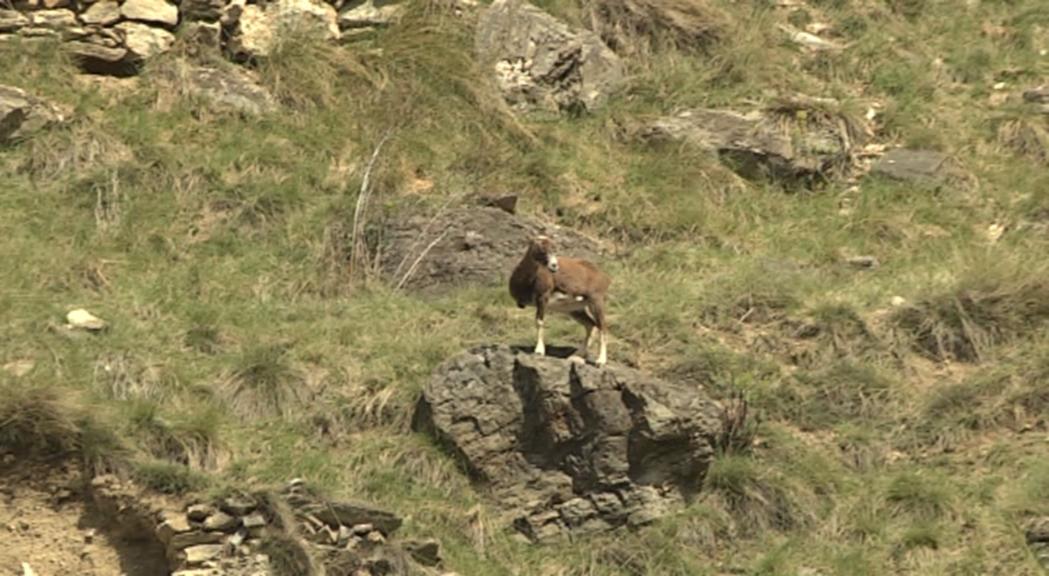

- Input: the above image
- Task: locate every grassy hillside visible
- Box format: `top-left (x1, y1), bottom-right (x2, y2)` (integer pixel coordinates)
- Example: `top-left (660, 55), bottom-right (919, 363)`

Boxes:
top-left (2, 0), bottom-right (1049, 574)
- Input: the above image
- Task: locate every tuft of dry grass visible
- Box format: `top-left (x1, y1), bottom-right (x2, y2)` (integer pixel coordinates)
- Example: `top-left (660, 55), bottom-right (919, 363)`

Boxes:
top-left (583, 0), bottom-right (726, 58)
top-left (0, 380), bottom-right (85, 456)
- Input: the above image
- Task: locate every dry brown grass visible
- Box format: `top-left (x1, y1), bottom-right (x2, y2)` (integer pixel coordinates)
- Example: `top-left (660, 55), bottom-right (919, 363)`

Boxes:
top-left (583, 0), bottom-right (726, 57)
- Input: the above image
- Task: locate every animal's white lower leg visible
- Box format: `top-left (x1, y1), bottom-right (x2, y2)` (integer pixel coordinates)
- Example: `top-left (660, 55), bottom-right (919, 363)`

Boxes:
top-left (535, 319), bottom-right (546, 356)
top-left (596, 330), bottom-right (607, 367)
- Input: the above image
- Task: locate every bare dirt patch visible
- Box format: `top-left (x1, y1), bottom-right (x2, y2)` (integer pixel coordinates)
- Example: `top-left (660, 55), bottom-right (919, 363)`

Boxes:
top-left (0, 458), bottom-right (169, 576)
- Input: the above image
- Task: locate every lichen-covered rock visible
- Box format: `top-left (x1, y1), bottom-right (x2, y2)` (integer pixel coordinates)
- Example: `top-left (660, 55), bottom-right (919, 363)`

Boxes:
top-left (227, 0), bottom-right (339, 59)
top-left (157, 62), bottom-right (277, 115)
top-left (412, 345), bottom-right (722, 541)
top-left (0, 84), bottom-right (65, 144)
top-left (476, 0), bottom-right (625, 113)
top-left (638, 104), bottom-right (861, 184)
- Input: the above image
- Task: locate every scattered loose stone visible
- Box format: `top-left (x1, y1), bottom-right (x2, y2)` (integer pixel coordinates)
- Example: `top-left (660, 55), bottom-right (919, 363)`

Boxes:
top-left (846, 255), bottom-right (879, 269)
top-left (403, 538), bottom-right (442, 567)
top-left (351, 523), bottom-right (373, 536)
top-left (220, 495), bottom-right (257, 516)
top-left (183, 543), bottom-right (224, 565)
top-left (2, 359), bottom-right (35, 377)
top-left (186, 503), bottom-right (214, 522)
top-left (366, 531), bottom-right (385, 544)
top-left (241, 513), bottom-right (266, 530)
top-left (65, 308), bottom-right (107, 331)
top-left (170, 530), bottom-right (225, 550)
top-left (203, 511), bottom-right (239, 532)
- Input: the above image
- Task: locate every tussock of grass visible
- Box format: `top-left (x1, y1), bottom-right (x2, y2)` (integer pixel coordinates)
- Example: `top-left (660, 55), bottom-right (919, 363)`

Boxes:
top-left (0, 380), bottom-right (95, 456)
top-left (885, 471), bottom-right (955, 521)
top-left (785, 361), bottom-right (896, 430)
top-left (584, 0), bottom-right (726, 57)
top-left (223, 342), bottom-right (307, 419)
top-left (133, 459), bottom-right (207, 494)
top-left (891, 256), bottom-right (1049, 362)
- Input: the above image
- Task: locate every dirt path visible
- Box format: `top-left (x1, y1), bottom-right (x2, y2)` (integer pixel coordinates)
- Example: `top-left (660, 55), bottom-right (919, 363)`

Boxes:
top-left (0, 458), bottom-right (169, 576)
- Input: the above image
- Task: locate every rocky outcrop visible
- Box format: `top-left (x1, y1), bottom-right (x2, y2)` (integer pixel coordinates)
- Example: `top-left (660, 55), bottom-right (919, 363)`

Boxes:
top-left (379, 204), bottom-right (605, 293)
top-left (412, 345), bottom-right (722, 541)
top-left (0, 84), bottom-right (65, 144)
top-left (476, 0), bottom-right (625, 113)
top-left (1, 0), bottom-right (381, 76)
top-left (638, 102), bottom-right (863, 184)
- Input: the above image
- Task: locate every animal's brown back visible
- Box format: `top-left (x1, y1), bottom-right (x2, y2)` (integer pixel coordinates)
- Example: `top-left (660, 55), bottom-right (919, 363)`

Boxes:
top-left (553, 257), bottom-right (611, 296)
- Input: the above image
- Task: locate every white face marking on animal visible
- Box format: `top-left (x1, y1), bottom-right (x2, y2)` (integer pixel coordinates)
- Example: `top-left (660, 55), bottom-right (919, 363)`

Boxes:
top-left (530, 235), bottom-right (559, 272)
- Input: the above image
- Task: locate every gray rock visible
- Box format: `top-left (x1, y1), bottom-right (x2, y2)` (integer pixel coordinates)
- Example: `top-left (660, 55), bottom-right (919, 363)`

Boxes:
top-left (1027, 517), bottom-right (1049, 543)
top-left (476, 0), bottom-right (624, 113)
top-left (220, 494), bottom-right (257, 516)
top-left (116, 21), bottom-right (175, 60)
top-left (0, 9), bottom-right (28, 32)
top-left (301, 502), bottom-right (402, 536)
top-left (172, 64), bottom-right (277, 115)
top-left (79, 1), bottom-right (120, 26)
top-left (183, 543), bottom-right (224, 565)
top-left (65, 40), bottom-right (134, 76)
top-left (155, 515), bottom-right (193, 546)
top-left (186, 504), bottom-right (214, 522)
top-left (869, 148), bottom-right (960, 186)
top-left (227, 0), bottom-right (339, 59)
top-left (403, 538), bottom-right (441, 567)
top-left (203, 511), bottom-right (239, 532)
top-left (846, 255), bottom-right (879, 269)
top-left (180, 0), bottom-right (227, 21)
top-left (27, 9), bottom-right (77, 29)
top-left (638, 107), bottom-right (857, 184)
top-left (412, 345), bottom-right (721, 541)
top-left (170, 530), bottom-right (225, 550)
top-left (379, 206), bottom-right (605, 293)
top-left (1024, 86), bottom-right (1049, 105)
top-left (338, 0), bottom-right (402, 29)
top-left (120, 0), bottom-right (179, 26)
top-left (0, 84), bottom-right (64, 144)
top-left (181, 21), bottom-right (222, 49)
top-left (240, 513), bottom-right (266, 529)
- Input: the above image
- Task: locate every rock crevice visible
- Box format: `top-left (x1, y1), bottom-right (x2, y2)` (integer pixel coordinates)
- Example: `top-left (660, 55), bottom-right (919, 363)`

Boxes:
top-left (413, 345), bottom-right (721, 541)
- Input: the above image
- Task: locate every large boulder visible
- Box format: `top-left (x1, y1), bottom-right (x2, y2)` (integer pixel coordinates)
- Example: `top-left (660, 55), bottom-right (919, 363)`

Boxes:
top-left (227, 0), bottom-right (340, 59)
top-left (638, 104), bottom-right (861, 184)
top-left (412, 345), bottom-right (722, 541)
top-left (0, 85), bottom-right (65, 144)
top-left (116, 22), bottom-right (176, 60)
top-left (379, 205), bottom-right (605, 293)
top-left (476, 0), bottom-right (625, 113)
top-left (338, 0), bottom-right (403, 30)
